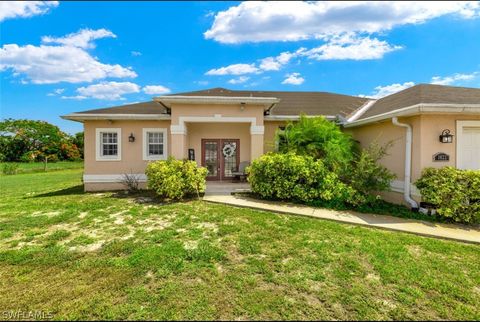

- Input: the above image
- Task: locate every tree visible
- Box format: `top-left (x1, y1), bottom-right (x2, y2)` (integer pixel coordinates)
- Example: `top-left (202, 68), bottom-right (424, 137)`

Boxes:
top-left (0, 119), bottom-right (81, 168)
top-left (72, 132), bottom-right (84, 159)
top-left (276, 115), bottom-right (355, 174)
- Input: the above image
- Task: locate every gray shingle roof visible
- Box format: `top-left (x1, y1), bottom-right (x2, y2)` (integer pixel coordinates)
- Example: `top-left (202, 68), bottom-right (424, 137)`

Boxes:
top-left (69, 84), bottom-right (480, 122)
top-left (170, 88), bottom-right (368, 117)
top-left (359, 84), bottom-right (480, 120)
top-left (76, 101), bottom-right (168, 115)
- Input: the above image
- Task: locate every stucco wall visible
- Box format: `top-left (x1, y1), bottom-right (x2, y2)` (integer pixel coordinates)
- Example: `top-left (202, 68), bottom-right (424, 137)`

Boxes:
top-left (345, 117), bottom-right (417, 180)
top-left (419, 114), bottom-right (480, 171)
top-left (169, 103), bottom-right (265, 160)
top-left (84, 120), bottom-right (172, 175)
top-left (170, 103), bottom-right (265, 125)
top-left (264, 121), bottom-right (286, 153)
top-left (347, 113), bottom-right (480, 206)
top-left (346, 116), bottom-right (421, 206)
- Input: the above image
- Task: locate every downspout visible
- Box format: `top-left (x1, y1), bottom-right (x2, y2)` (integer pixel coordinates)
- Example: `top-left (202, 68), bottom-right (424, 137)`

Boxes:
top-left (392, 117), bottom-right (419, 210)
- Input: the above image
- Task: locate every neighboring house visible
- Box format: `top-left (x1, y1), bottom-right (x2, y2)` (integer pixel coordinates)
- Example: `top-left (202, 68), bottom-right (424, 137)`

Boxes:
top-left (62, 84), bottom-right (480, 208)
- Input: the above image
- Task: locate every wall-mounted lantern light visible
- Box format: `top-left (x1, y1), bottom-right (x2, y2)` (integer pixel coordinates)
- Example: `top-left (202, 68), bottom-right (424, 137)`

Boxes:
top-left (240, 102), bottom-right (245, 111)
top-left (128, 133), bottom-right (135, 142)
top-left (439, 129), bottom-right (453, 143)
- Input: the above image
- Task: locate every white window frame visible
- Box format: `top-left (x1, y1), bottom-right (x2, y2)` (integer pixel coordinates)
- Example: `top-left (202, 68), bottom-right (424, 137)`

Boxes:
top-left (96, 128), bottom-right (122, 161)
top-left (456, 120), bottom-right (480, 169)
top-left (143, 128), bottom-right (168, 161)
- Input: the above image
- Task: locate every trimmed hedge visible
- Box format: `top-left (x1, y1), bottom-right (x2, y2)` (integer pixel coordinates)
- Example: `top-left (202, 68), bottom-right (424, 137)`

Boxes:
top-left (247, 152), bottom-right (355, 204)
top-left (145, 157), bottom-right (208, 200)
top-left (415, 167), bottom-right (480, 224)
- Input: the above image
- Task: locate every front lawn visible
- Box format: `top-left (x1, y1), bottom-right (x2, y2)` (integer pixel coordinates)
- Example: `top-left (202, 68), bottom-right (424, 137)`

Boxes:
top-left (0, 169), bottom-right (479, 320)
top-left (1, 161), bottom-right (84, 174)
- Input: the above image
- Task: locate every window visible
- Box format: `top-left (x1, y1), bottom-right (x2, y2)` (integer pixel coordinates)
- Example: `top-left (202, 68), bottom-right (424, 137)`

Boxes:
top-left (143, 128), bottom-right (167, 160)
top-left (96, 128), bottom-right (122, 161)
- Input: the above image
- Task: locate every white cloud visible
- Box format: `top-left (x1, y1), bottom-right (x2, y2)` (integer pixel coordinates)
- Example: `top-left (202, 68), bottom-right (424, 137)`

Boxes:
top-left (131, 51), bottom-right (142, 56)
top-left (42, 28), bottom-right (116, 49)
top-left (143, 85), bottom-right (171, 95)
top-left (47, 88), bottom-right (65, 96)
top-left (304, 35), bottom-right (402, 60)
top-left (61, 95), bottom-right (87, 100)
top-left (258, 57), bottom-right (282, 72)
top-left (0, 30), bottom-right (136, 84)
top-left (259, 50), bottom-right (304, 71)
top-left (63, 81), bottom-right (141, 100)
top-left (282, 72), bottom-right (304, 85)
top-left (0, 1), bottom-right (58, 22)
top-left (205, 35), bottom-right (399, 76)
top-left (430, 72), bottom-right (478, 85)
top-left (228, 76), bottom-right (250, 84)
top-left (205, 63), bottom-right (259, 76)
top-left (363, 82), bottom-right (415, 99)
top-left (205, 1), bottom-right (480, 44)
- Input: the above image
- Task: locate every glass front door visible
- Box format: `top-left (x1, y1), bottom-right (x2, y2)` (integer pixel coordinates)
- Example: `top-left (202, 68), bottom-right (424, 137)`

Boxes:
top-left (202, 139), bottom-right (240, 180)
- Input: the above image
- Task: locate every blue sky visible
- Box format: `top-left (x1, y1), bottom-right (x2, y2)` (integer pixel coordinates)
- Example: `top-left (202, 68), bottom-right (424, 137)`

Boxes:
top-left (1, 1), bottom-right (480, 134)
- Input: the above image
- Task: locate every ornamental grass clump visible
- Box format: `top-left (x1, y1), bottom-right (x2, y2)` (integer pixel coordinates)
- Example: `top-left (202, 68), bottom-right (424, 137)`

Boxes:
top-left (145, 157), bottom-right (208, 200)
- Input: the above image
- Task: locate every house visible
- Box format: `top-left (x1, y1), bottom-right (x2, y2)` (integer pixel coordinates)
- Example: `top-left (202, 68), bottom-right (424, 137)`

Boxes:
top-left (62, 84), bottom-right (480, 208)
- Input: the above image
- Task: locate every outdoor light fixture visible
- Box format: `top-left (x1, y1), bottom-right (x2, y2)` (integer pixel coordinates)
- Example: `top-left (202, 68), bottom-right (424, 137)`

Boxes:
top-left (128, 133), bottom-right (135, 142)
top-left (439, 129), bottom-right (453, 143)
top-left (240, 102), bottom-right (245, 111)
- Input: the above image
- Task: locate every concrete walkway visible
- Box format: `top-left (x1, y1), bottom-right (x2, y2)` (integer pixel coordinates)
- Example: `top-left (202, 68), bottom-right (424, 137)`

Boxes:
top-left (203, 194), bottom-right (480, 244)
top-left (205, 182), bottom-right (251, 196)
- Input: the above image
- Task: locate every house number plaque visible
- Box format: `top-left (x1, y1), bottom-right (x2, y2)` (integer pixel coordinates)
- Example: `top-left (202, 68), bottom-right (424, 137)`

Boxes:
top-left (433, 152), bottom-right (449, 162)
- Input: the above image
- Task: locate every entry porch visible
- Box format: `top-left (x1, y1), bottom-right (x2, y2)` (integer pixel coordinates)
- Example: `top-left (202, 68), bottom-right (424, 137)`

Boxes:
top-left (169, 119), bottom-right (264, 181)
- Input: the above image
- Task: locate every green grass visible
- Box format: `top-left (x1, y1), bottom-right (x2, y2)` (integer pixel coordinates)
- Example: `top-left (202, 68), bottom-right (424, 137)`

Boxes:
top-left (241, 192), bottom-right (457, 224)
top-left (0, 169), bottom-right (479, 320)
top-left (1, 161), bottom-right (84, 175)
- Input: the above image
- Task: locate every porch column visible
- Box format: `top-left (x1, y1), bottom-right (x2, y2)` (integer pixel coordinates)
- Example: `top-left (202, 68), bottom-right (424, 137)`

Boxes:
top-left (170, 124), bottom-right (187, 159)
top-left (250, 124), bottom-right (264, 161)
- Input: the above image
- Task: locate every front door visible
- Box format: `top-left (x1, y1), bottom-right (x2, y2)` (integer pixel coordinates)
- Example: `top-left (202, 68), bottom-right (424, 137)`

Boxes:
top-left (201, 139), bottom-right (240, 180)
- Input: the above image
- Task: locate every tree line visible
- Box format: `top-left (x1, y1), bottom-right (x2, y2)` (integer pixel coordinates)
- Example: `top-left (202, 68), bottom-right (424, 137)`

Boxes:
top-left (0, 119), bottom-right (83, 164)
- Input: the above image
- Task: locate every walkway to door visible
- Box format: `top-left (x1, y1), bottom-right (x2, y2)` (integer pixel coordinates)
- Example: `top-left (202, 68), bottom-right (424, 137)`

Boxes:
top-left (205, 182), bottom-right (250, 196)
top-left (203, 194), bottom-right (480, 244)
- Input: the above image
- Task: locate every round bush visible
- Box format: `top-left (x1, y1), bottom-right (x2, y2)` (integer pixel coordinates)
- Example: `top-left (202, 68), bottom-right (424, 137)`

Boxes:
top-left (415, 167), bottom-right (480, 224)
top-left (248, 152), bottom-right (354, 203)
top-left (145, 157), bottom-right (208, 200)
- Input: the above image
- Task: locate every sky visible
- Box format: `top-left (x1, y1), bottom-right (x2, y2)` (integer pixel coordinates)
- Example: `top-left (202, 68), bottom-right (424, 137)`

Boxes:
top-left (1, 1), bottom-right (480, 134)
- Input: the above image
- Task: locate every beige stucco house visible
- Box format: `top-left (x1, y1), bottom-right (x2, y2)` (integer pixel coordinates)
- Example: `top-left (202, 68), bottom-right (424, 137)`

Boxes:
top-left (62, 84), bottom-right (480, 208)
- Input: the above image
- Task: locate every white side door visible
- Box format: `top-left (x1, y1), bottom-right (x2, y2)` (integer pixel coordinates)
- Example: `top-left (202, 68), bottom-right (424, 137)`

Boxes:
top-left (457, 121), bottom-right (480, 170)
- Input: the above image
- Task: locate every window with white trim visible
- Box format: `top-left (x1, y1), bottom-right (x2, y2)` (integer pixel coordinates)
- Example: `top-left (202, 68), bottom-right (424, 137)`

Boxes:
top-left (96, 128), bottom-right (122, 161)
top-left (143, 128), bottom-right (167, 160)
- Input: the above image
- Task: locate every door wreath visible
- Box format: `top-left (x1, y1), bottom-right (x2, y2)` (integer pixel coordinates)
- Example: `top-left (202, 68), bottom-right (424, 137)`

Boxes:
top-left (222, 143), bottom-right (236, 157)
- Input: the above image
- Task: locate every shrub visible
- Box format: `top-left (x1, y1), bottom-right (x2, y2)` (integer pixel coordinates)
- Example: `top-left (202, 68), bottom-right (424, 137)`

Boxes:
top-left (121, 173), bottom-right (141, 193)
top-left (415, 167), bottom-right (480, 224)
top-left (248, 152), bottom-right (354, 204)
top-left (145, 157), bottom-right (208, 200)
top-left (276, 115), bottom-right (355, 174)
top-left (347, 142), bottom-right (396, 204)
top-left (2, 163), bottom-right (19, 175)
